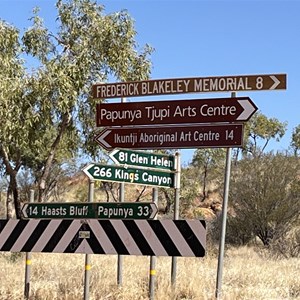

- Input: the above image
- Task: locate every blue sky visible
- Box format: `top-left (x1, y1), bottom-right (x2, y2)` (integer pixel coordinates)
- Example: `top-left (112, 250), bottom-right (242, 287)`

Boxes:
top-left (1, 0), bottom-right (299, 164)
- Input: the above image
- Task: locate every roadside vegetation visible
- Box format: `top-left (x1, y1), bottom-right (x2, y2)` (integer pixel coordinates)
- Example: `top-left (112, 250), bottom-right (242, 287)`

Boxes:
top-left (0, 245), bottom-right (299, 300)
top-left (0, 1), bottom-right (299, 299)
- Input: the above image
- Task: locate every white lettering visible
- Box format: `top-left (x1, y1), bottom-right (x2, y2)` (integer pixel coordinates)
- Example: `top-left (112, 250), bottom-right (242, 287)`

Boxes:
top-left (194, 77), bottom-right (253, 92)
top-left (193, 131), bottom-right (220, 141)
top-left (98, 206), bottom-right (134, 218)
top-left (142, 172), bottom-right (173, 187)
top-left (100, 108), bottom-right (142, 123)
top-left (200, 104), bottom-right (236, 116)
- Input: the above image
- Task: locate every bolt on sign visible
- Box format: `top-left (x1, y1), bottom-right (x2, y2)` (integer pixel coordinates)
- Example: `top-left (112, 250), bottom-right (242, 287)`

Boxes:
top-left (92, 74), bottom-right (286, 98)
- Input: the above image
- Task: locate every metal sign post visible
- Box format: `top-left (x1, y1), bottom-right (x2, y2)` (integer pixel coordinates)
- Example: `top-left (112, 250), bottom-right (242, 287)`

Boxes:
top-left (215, 92), bottom-right (236, 299)
top-left (117, 96), bottom-right (126, 287)
top-left (24, 189), bottom-right (34, 300)
top-left (149, 187), bottom-right (158, 300)
top-left (84, 179), bottom-right (94, 300)
top-left (171, 152), bottom-right (181, 285)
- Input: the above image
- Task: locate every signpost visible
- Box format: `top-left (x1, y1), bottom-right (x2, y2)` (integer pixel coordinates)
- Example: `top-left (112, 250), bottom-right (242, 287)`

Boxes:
top-left (94, 123), bottom-right (244, 150)
top-left (21, 202), bottom-right (158, 219)
top-left (91, 72), bottom-right (286, 299)
top-left (96, 97), bottom-right (257, 126)
top-left (93, 73), bottom-right (286, 98)
top-left (109, 148), bottom-right (176, 172)
top-left (82, 163), bottom-right (175, 188)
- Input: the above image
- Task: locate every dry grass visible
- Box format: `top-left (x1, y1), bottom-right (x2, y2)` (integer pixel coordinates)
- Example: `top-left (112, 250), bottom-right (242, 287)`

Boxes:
top-left (0, 246), bottom-right (299, 300)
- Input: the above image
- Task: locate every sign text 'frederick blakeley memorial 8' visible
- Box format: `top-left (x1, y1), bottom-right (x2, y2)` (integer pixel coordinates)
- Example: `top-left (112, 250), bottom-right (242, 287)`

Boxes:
top-left (93, 74), bottom-right (286, 98)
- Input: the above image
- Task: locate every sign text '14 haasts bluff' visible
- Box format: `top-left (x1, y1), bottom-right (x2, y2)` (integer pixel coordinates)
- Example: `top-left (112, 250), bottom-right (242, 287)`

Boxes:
top-left (93, 74), bottom-right (286, 98)
top-left (22, 202), bottom-right (158, 220)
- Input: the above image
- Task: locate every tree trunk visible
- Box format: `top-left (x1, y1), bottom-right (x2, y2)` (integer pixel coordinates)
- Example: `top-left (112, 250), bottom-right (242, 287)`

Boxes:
top-left (163, 189), bottom-right (172, 214)
top-left (38, 112), bottom-right (70, 202)
top-left (6, 188), bottom-right (14, 219)
top-left (6, 174), bottom-right (20, 219)
top-left (0, 145), bottom-right (21, 219)
top-left (135, 186), bottom-right (146, 202)
top-left (201, 160), bottom-right (210, 201)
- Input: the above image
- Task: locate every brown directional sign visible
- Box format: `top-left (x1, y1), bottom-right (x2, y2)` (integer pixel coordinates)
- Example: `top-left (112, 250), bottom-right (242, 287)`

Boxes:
top-left (92, 74), bottom-right (286, 98)
top-left (94, 124), bottom-right (244, 150)
top-left (96, 97), bottom-right (257, 126)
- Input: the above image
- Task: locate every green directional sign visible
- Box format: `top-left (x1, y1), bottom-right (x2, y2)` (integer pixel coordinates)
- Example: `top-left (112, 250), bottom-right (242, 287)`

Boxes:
top-left (109, 148), bottom-right (176, 172)
top-left (21, 202), bottom-right (158, 219)
top-left (82, 163), bottom-right (175, 188)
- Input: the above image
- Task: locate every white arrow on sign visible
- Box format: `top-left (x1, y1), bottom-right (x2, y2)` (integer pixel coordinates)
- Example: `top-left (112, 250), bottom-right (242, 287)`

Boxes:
top-left (95, 130), bottom-right (113, 150)
top-left (236, 99), bottom-right (257, 121)
top-left (96, 129), bottom-right (111, 149)
top-left (150, 203), bottom-right (158, 219)
top-left (22, 203), bottom-right (28, 218)
top-left (270, 75), bottom-right (281, 90)
top-left (82, 163), bottom-right (95, 180)
top-left (109, 148), bottom-right (120, 165)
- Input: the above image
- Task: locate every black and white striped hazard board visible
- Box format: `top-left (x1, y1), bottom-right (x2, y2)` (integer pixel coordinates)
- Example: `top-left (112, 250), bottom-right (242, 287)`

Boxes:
top-left (0, 219), bottom-right (206, 257)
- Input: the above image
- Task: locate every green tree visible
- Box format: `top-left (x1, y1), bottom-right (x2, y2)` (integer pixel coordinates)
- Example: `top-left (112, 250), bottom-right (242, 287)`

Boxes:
top-left (0, 0), bottom-right (153, 217)
top-left (191, 148), bottom-right (226, 201)
top-left (228, 153), bottom-right (300, 246)
top-left (242, 111), bottom-right (287, 157)
top-left (0, 20), bottom-right (31, 217)
top-left (291, 124), bottom-right (300, 156)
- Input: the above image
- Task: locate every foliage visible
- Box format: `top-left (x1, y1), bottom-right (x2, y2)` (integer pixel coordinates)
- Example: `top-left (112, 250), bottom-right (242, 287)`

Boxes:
top-left (0, 20), bottom-right (30, 217)
top-left (179, 166), bottom-right (201, 212)
top-left (18, 159), bottom-right (79, 203)
top-left (0, 0), bottom-right (153, 215)
top-left (1, 247), bottom-right (300, 299)
top-left (243, 111), bottom-right (287, 156)
top-left (269, 226), bottom-right (300, 258)
top-left (228, 152), bottom-right (300, 246)
top-left (291, 124), bottom-right (300, 156)
top-left (190, 148), bottom-right (226, 201)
